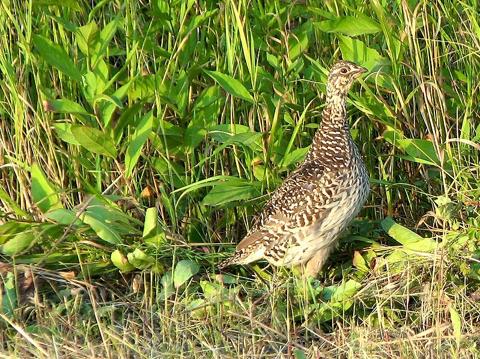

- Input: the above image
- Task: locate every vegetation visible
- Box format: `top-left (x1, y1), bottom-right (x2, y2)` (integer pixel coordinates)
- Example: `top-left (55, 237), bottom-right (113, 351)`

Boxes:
top-left (0, 0), bottom-right (479, 357)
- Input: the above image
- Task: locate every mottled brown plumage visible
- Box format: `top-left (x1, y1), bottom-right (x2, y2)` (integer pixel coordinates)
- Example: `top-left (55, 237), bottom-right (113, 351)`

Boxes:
top-left (219, 61), bottom-right (370, 276)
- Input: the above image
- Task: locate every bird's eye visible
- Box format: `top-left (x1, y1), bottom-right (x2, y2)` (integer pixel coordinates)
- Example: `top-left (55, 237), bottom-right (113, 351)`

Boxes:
top-left (340, 67), bottom-right (348, 74)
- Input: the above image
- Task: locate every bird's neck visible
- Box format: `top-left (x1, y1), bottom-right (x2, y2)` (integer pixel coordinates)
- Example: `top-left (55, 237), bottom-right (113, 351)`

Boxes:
top-left (305, 92), bottom-right (353, 163)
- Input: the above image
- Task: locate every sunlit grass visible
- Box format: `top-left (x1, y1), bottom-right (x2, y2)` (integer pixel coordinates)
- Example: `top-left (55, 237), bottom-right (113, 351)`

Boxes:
top-left (0, 0), bottom-right (479, 357)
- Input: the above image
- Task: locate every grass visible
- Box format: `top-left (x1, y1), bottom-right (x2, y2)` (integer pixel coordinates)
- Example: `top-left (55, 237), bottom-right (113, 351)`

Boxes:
top-left (0, 0), bottom-right (479, 357)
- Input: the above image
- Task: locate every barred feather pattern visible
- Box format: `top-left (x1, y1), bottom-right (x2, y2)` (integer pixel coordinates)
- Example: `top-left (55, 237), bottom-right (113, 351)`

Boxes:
top-left (219, 61), bottom-right (370, 271)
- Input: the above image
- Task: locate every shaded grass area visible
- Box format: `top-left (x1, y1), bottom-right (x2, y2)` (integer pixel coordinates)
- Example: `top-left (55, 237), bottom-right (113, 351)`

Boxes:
top-left (0, 0), bottom-right (479, 357)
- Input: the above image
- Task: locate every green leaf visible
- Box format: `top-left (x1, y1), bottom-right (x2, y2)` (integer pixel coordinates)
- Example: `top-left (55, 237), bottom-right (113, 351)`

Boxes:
top-left (81, 213), bottom-right (122, 244)
top-left (47, 99), bottom-right (90, 115)
top-left (111, 250), bottom-right (135, 273)
top-left (208, 124), bottom-right (251, 143)
top-left (174, 259), bottom-right (200, 288)
top-left (32, 34), bottom-right (82, 81)
top-left (294, 349), bottom-right (307, 359)
top-left (151, 157), bottom-right (186, 189)
top-left (314, 280), bottom-right (362, 322)
top-left (33, 0), bottom-right (81, 10)
top-left (0, 222), bottom-right (31, 245)
top-left (75, 22), bottom-right (99, 56)
top-left (91, 18), bottom-right (121, 68)
top-left (1, 231), bottom-right (37, 256)
top-left (125, 111), bottom-right (154, 177)
top-left (184, 126), bottom-right (208, 149)
top-left (45, 208), bottom-right (80, 225)
top-left (381, 217), bottom-right (438, 252)
top-left (204, 70), bottom-right (253, 103)
top-left (338, 35), bottom-right (389, 71)
top-left (282, 147), bottom-right (309, 168)
top-left (315, 15), bottom-right (381, 36)
top-left (1, 272), bottom-right (17, 317)
top-left (31, 163), bottom-right (63, 213)
top-left (54, 123), bottom-right (81, 145)
top-left (202, 180), bottom-right (259, 206)
top-left (391, 137), bottom-right (440, 165)
top-left (159, 271), bottom-right (175, 300)
top-left (352, 251), bottom-right (369, 272)
top-left (0, 188), bottom-right (27, 217)
top-left (71, 125), bottom-right (117, 158)
top-left (143, 207), bottom-right (158, 238)
top-left (127, 248), bottom-right (155, 270)
top-left (329, 279), bottom-right (362, 302)
top-left (99, 81), bottom-right (132, 126)
top-left (448, 304), bottom-right (462, 347)
top-left (289, 21), bottom-right (312, 60)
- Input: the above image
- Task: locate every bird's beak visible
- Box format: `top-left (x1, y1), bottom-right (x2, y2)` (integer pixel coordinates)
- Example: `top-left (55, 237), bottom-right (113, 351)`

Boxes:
top-left (353, 66), bottom-right (368, 77)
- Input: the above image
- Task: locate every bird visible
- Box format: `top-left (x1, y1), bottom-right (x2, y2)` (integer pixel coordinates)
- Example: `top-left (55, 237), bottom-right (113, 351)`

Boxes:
top-left (219, 60), bottom-right (370, 277)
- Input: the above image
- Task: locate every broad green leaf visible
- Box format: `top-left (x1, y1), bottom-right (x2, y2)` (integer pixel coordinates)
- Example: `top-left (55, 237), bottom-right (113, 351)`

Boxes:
top-left (338, 35), bottom-right (389, 71)
top-left (448, 304), bottom-right (462, 347)
top-left (92, 18), bottom-right (121, 68)
top-left (53, 123), bottom-right (81, 145)
top-left (289, 21), bottom-right (312, 60)
top-left (205, 70), bottom-right (253, 103)
top-left (202, 180), bottom-right (259, 206)
top-left (33, 0), bottom-right (81, 10)
top-left (224, 132), bottom-right (263, 152)
top-left (125, 112), bottom-right (154, 178)
top-left (352, 251), bottom-right (369, 272)
top-left (83, 71), bottom-right (99, 104)
top-left (71, 125), bottom-right (117, 158)
top-left (328, 279), bottom-right (362, 302)
top-left (315, 280), bottom-right (361, 322)
top-left (75, 22), bottom-right (99, 56)
top-left (315, 15), bottom-right (381, 36)
top-left (383, 131), bottom-right (440, 165)
top-left (47, 99), bottom-right (90, 115)
top-left (159, 271), bottom-right (175, 300)
top-left (99, 81), bottom-right (132, 126)
top-left (381, 217), bottom-right (438, 252)
top-left (111, 250), bottom-right (135, 272)
top-left (171, 70), bottom-right (189, 117)
top-left (81, 213), bottom-right (122, 244)
top-left (208, 124), bottom-right (251, 143)
top-left (1, 272), bottom-right (17, 317)
top-left (282, 147), bottom-right (309, 168)
top-left (127, 248), bottom-right (155, 270)
top-left (174, 259), bottom-right (200, 288)
top-left (184, 126), bottom-right (208, 149)
top-left (45, 208), bottom-right (80, 225)
top-left (151, 157), bottom-right (186, 189)
top-left (1, 231), bottom-right (37, 256)
top-left (143, 207), bottom-right (158, 238)
top-left (32, 34), bottom-right (82, 81)
top-left (200, 280), bottom-right (224, 300)
top-left (129, 74), bottom-right (170, 102)
top-left (0, 222), bottom-right (31, 245)
top-left (294, 349), bottom-right (307, 359)
top-left (435, 196), bottom-right (460, 223)
top-left (0, 188), bottom-right (27, 217)
top-left (113, 103), bottom-right (143, 143)
top-left (397, 139), bottom-right (440, 165)
top-left (31, 163), bottom-right (63, 213)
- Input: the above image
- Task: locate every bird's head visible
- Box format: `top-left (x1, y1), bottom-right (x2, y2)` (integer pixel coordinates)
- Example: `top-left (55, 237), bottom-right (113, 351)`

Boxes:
top-left (327, 61), bottom-right (367, 97)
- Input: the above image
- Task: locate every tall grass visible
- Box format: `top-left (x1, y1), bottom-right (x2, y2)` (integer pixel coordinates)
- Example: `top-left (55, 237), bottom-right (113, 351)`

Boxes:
top-left (0, 0), bottom-right (479, 357)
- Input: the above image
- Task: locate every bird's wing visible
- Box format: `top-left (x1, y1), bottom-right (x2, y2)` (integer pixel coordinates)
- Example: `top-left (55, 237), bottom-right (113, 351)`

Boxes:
top-left (225, 161), bottom-right (350, 266)
top-left (249, 160), bottom-right (347, 232)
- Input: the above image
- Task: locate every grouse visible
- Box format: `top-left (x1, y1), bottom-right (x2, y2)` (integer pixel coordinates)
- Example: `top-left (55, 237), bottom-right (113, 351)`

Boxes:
top-left (219, 61), bottom-right (370, 277)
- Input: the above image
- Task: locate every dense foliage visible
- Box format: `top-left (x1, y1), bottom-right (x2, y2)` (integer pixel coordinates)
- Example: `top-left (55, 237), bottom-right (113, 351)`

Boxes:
top-left (0, 0), bottom-right (479, 356)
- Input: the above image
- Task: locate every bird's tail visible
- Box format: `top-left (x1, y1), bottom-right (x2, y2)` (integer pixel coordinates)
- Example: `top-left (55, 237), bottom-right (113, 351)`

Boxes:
top-left (217, 256), bottom-right (236, 270)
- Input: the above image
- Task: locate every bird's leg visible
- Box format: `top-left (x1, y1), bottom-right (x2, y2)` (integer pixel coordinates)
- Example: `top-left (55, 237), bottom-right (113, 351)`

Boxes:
top-left (303, 246), bottom-right (333, 277)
